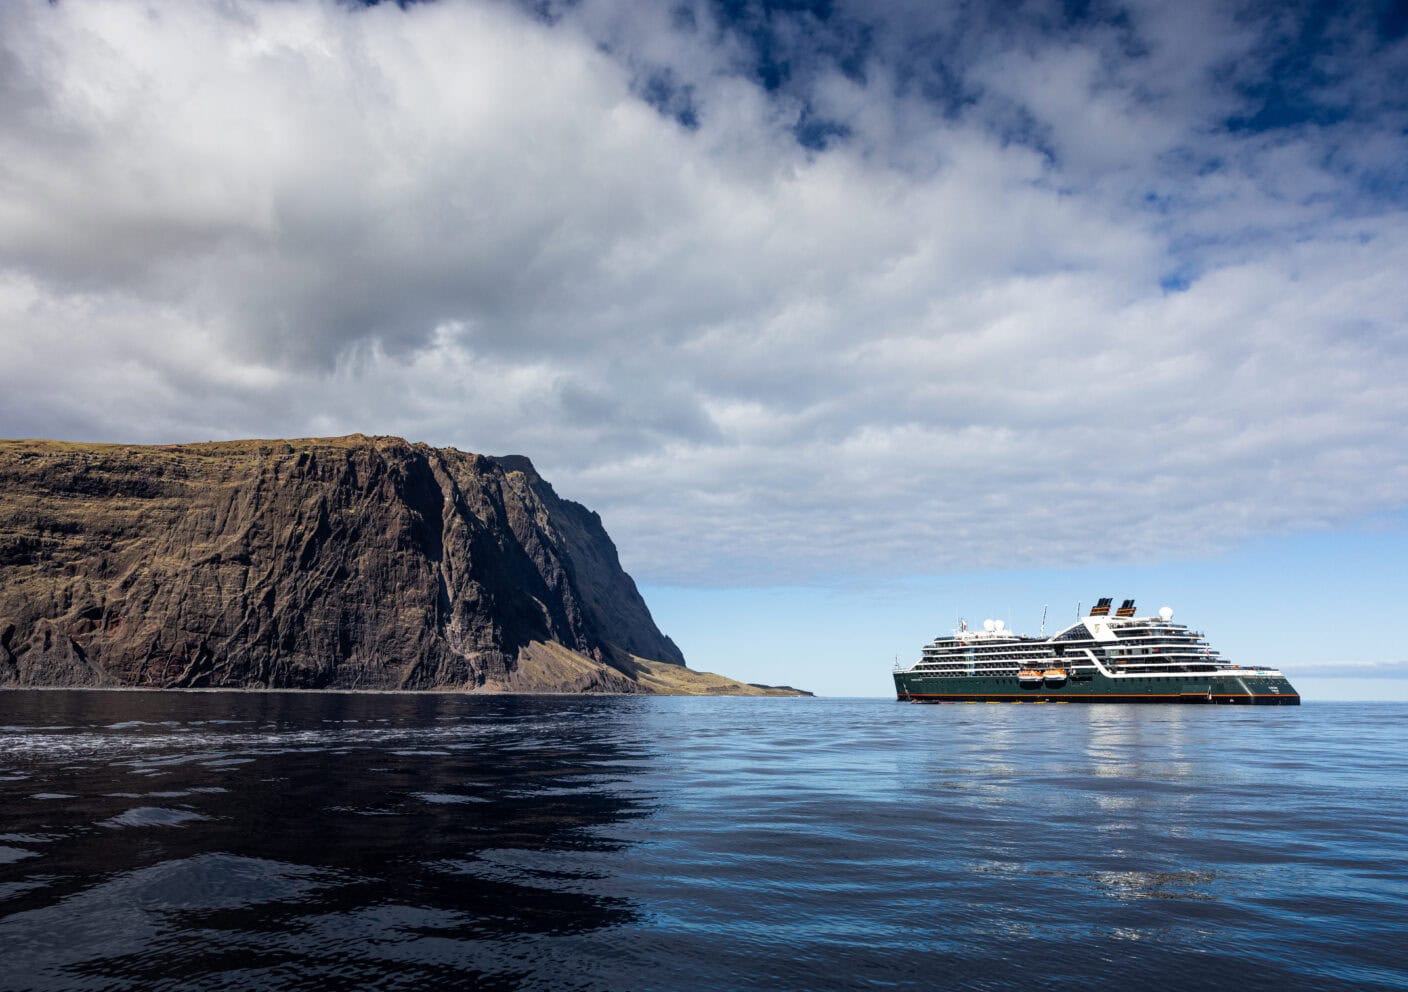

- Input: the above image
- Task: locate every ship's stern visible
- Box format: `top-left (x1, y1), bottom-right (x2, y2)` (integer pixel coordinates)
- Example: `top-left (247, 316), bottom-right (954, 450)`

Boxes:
top-left (1230, 671), bottom-right (1301, 704)
top-left (1269, 673), bottom-right (1301, 705)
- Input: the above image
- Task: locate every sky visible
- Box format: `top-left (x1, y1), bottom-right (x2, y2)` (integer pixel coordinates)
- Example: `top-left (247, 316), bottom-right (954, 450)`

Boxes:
top-left (1, 0), bottom-right (1405, 697)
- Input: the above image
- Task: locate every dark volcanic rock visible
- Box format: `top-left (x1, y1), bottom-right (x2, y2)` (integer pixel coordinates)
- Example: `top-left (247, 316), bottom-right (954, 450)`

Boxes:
top-left (0, 435), bottom-right (739, 693)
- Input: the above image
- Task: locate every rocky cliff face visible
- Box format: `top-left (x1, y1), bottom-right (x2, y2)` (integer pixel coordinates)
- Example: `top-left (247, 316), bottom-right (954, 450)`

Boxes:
top-left (0, 436), bottom-right (789, 694)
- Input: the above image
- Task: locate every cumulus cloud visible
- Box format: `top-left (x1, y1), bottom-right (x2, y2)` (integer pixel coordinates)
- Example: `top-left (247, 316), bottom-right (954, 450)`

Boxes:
top-left (0, 0), bottom-right (1405, 583)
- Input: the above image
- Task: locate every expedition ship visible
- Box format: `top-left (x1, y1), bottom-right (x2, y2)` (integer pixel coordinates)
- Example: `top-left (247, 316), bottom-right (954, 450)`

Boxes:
top-left (894, 598), bottom-right (1299, 704)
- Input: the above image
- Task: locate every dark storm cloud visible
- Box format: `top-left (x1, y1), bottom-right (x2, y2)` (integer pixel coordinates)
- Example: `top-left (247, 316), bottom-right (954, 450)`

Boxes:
top-left (0, 0), bottom-right (1405, 583)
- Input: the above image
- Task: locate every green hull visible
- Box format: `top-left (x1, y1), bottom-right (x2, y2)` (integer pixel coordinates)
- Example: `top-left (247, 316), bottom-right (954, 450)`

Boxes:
top-left (894, 671), bottom-right (1300, 705)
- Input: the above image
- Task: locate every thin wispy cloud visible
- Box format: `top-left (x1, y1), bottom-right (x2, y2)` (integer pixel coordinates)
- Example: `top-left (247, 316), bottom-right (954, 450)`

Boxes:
top-left (1282, 660), bottom-right (1408, 679)
top-left (0, 0), bottom-right (1404, 583)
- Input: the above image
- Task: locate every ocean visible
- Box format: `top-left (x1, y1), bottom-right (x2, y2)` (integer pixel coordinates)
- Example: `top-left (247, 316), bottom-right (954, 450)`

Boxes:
top-left (1, 691), bottom-right (1404, 991)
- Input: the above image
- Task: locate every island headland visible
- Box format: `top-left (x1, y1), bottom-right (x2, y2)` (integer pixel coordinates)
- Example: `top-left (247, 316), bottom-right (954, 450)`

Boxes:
top-left (0, 435), bottom-right (805, 695)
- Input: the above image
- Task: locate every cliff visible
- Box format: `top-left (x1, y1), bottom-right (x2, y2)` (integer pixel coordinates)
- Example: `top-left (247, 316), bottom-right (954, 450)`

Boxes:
top-left (0, 436), bottom-right (801, 695)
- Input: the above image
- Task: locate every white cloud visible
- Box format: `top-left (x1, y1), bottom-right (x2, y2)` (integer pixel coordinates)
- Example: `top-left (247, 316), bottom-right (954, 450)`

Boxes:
top-left (1283, 661), bottom-right (1408, 679)
top-left (0, 0), bottom-right (1405, 584)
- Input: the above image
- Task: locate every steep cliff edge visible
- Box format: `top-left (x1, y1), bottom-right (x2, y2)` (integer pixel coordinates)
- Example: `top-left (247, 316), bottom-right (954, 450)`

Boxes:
top-left (0, 436), bottom-right (800, 694)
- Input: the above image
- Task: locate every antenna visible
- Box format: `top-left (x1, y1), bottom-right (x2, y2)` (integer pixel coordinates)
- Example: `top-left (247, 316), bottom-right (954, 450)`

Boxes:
top-left (1040, 605), bottom-right (1048, 637)
top-left (1076, 601), bottom-right (1081, 620)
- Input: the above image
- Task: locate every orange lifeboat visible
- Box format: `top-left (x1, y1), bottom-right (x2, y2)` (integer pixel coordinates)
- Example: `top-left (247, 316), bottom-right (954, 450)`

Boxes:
top-left (1043, 668), bottom-right (1068, 686)
top-left (1018, 669), bottom-right (1044, 687)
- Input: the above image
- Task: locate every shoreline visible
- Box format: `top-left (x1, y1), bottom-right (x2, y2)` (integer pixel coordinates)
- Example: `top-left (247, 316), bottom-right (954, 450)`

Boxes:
top-left (0, 685), bottom-right (817, 698)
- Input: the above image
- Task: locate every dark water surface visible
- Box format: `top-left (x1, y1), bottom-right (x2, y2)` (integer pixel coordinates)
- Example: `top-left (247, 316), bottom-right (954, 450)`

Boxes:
top-left (1, 692), bottom-right (1404, 991)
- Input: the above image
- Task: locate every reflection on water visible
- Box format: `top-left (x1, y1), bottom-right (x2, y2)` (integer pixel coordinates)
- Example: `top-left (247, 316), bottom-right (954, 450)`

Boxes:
top-left (1, 692), bottom-right (1406, 991)
top-left (1, 693), bottom-right (654, 991)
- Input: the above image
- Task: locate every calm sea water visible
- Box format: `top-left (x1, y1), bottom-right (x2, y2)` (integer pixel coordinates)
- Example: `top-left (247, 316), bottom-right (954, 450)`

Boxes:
top-left (1, 692), bottom-right (1404, 991)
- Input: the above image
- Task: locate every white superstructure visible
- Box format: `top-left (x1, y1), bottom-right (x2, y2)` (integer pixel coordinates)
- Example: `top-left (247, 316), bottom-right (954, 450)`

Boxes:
top-left (900, 598), bottom-right (1288, 684)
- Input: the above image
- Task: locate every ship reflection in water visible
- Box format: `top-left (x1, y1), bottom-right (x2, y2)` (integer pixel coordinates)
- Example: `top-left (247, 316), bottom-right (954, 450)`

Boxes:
top-left (2, 692), bottom-right (1404, 991)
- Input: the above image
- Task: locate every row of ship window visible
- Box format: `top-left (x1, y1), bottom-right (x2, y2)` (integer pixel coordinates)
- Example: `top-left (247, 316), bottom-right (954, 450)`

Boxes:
top-left (923, 651), bottom-right (1207, 662)
top-left (954, 676), bottom-right (1188, 681)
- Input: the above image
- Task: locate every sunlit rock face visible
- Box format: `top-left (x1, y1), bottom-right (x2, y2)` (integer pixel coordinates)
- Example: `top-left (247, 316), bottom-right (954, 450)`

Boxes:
top-left (0, 435), bottom-right (724, 693)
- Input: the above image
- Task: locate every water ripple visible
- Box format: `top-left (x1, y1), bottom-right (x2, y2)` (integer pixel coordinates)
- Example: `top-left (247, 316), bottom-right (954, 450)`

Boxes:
top-left (0, 692), bottom-right (1404, 991)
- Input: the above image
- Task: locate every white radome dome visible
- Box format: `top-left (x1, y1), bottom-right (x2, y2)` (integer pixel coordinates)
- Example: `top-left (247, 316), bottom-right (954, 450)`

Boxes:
top-left (983, 619), bottom-right (996, 632)
top-left (994, 619), bottom-right (1006, 631)
top-left (1159, 606), bottom-right (1174, 621)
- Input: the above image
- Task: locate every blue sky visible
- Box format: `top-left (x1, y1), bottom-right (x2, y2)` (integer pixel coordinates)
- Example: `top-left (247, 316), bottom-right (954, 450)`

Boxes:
top-left (0, 0), bottom-right (1404, 696)
top-left (645, 519), bottom-right (1408, 697)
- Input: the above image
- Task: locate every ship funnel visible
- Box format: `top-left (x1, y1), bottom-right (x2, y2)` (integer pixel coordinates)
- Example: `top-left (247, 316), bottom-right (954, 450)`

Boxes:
top-left (1115, 598), bottom-right (1136, 617)
top-left (1089, 597), bottom-right (1112, 617)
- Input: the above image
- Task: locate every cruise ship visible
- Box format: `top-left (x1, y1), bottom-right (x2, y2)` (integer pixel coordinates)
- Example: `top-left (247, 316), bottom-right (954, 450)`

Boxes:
top-left (894, 598), bottom-right (1299, 704)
